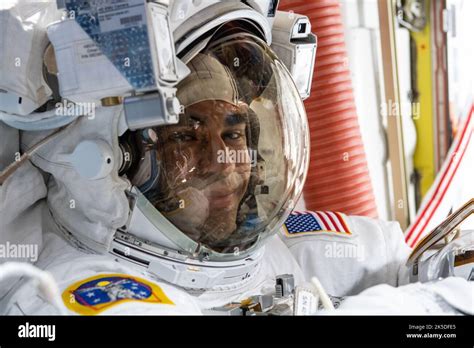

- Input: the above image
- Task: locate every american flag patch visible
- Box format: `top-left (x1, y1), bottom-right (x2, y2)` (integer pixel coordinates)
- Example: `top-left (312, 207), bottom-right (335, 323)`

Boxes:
top-left (283, 211), bottom-right (352, 236)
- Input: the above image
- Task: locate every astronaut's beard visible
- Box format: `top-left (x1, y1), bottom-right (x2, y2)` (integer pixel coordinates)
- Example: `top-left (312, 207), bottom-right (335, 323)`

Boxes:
top-left (157, 171), bottom-right (249, 250)
top-left (198, 210), bottom-right (239, 248)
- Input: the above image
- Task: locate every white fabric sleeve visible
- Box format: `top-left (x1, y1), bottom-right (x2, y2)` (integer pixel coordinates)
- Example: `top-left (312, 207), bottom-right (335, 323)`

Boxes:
top-left (327, 277), bottom-right (473, 315)
top-left (377, 219), bottom-right (412, 286)
top-left (0, 124), bottom-right (47, 300)
top-left (278, 214), bottom-right (412, 296)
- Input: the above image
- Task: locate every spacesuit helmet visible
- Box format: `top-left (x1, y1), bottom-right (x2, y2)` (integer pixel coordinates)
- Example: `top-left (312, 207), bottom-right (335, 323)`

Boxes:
top-left (0, 1), bottom-right (313, 288)
top-left (121, 27), bottom-right (310, 260)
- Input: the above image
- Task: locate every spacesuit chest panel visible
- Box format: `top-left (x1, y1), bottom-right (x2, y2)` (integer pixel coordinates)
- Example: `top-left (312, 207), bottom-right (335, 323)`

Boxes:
top-left (185, 235), bottom-right (306, 311)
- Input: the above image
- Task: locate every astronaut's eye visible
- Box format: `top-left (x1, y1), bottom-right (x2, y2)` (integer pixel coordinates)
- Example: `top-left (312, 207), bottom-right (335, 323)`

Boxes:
top-left (170, 131), bottom-right (197, 143)
top-left (223, 131), bottom-right (245, 141)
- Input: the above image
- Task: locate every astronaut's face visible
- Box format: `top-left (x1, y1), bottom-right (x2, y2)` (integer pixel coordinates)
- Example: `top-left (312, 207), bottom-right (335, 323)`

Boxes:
top-left (156, 100), bottom-right (252, 245)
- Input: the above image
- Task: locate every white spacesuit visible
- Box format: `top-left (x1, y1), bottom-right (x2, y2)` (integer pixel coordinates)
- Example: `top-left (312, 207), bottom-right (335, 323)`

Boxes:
top-left (0, 0), bottom-right (472, 316)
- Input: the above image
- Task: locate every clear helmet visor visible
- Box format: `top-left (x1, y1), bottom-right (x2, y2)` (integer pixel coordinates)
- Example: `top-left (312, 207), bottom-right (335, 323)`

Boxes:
top-left (127, 33), bottom-right (309, 258)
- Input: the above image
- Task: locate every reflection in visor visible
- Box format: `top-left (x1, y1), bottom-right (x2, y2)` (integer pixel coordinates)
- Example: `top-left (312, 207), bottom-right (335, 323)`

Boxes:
top-left (126, 33), bottom-right (309, 255)
top-left (152, 100), bottom-right (259, 251)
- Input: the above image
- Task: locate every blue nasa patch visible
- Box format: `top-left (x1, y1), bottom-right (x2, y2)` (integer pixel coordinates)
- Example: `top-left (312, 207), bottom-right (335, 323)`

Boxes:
top-left (73, 276), bottom-right (152, 307)
top-left (62, 273), bottom-right (173, 315)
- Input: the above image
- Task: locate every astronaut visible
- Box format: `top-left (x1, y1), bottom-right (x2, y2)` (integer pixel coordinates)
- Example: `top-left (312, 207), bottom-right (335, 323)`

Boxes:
top-left (0, 0), bottom-right (472, 316)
